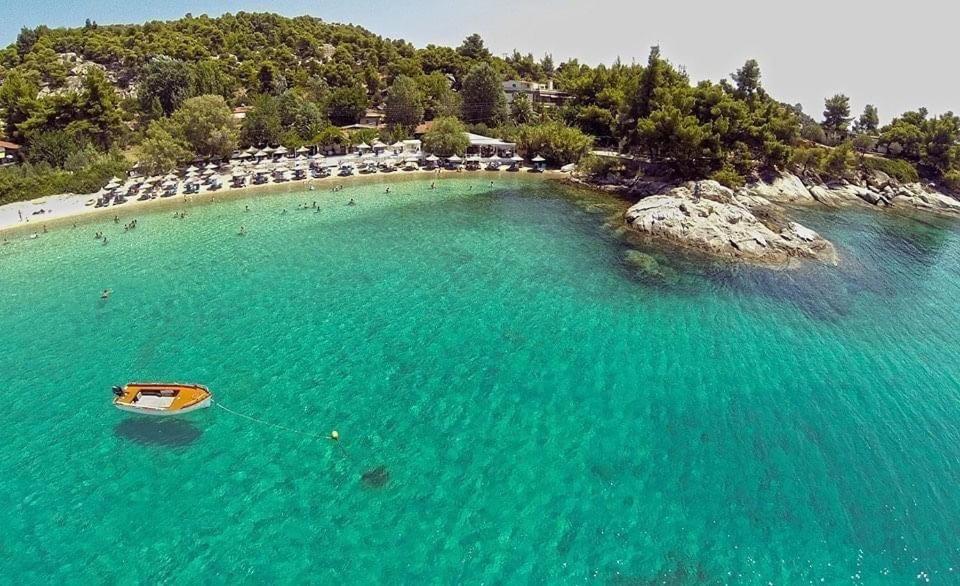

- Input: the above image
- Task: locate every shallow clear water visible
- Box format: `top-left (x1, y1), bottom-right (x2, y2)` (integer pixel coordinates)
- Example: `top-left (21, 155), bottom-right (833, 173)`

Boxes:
top-left (2, 176), bottom-right (960, 583)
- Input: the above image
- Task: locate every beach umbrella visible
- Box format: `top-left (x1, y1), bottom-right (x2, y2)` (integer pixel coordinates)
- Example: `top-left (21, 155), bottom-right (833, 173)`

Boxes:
top-left (531, 155), bottom-right (546, 162)
top-left (236, 152), bottom-right (251, 159)
top-left (186, 165), bottom-right (199, 172)
top-left (263, 146), bottom-right (276, 154)
top-left (511, 155), bottom-right (524, 162)
top-left (105, 181), bottom-right (119, 190)
top-left (245, 146), bottom-right (258, 154)
top-left (274, 146), bottom-right (288, 155)
top-left (371, 140), bottom-right (387, 148)
top-left (425, 154), bottom-right (439, 162)
top-left (391, 141), bottom-right (404, 148)
top-left (205, 162), bottom-right (219, 170)
top-left (447, 155), bottom-right (462, 162)
top-left (254, 150), bottom-right (267, 158)
top-left (295, 154), bottom-right (307, 161)
top-left (296, 146), bottom-right (309, 154)
top-left (356, 142), bottom-right (370, 150)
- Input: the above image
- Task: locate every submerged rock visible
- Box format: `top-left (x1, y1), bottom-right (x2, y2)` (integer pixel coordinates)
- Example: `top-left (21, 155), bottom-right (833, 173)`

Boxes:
top-left (361, 465), bottom-right (390, 488)
top-left (625, 181), bottom-right (837, 267)
top-left (624, 250), bottom-right (662, 275)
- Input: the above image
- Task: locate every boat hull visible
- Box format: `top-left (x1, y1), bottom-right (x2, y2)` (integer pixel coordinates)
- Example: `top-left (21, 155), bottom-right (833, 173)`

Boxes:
top-left (114, 396), bottom-right (212, 416)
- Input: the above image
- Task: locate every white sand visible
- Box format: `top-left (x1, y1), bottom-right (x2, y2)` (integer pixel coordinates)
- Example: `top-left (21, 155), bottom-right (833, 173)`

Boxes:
top-left (0, 166), bottom-right (547, 235)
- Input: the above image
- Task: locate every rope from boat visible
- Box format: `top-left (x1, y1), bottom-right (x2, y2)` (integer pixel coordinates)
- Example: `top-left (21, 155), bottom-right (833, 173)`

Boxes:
top-left (215, 401), bottom-right (331, 440)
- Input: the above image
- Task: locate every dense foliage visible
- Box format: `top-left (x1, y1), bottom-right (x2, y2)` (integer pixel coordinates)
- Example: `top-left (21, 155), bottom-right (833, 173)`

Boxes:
top-left (0, 12), bottom-right (958, 203)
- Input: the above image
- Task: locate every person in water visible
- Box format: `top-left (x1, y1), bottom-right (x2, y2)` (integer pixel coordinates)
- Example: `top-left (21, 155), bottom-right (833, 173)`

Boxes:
top-left (238, 225), bottom-right (246, 236)
top-left (100, 289), bottom-right (111, 299)
top-left (347, 198), bottom-right (356, 206)
top-left (385, 187), bottom-right (391, 194)
top-left (114, 215), bottom-right (119, 224)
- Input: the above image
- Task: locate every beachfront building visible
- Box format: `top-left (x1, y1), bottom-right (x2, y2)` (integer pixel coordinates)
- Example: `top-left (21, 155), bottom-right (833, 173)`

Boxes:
top-left (502, 79), bottom-right (571, 108)
top-left (465, 133), bottom-right (516, 158)
top-left (358, 109), bottom-right (386, 128)
top-left (0, 140), bottom-right (20, 165)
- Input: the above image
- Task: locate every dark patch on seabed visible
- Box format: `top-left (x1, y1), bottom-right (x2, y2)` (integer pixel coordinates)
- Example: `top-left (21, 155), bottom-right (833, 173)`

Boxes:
top-left (115, 417), bottom-right (202, 447)
top-left (361, 465), bottom-right (390, 488)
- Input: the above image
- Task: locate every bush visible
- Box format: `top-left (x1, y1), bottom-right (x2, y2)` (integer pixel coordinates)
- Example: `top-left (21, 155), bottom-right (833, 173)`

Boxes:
top-left (942, 170), bottom-right (960, 192)
top-left (515, 121), bottom-right (592, 166)
top-left (0, 151), bottom-right (129, 205)
top-left (823, 142), bottom-right (856, 179)
top-left (576, 154), bottom-right (623, 178)
top-left (861, 156), bottom-right (919, 183)
top-left (709, 167), bottom-right (745, 190)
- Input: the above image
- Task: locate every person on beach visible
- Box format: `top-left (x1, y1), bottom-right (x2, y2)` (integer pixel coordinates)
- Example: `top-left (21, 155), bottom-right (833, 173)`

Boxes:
top-left (114, 215), bottom-right (119, 223)
top-left (18, 210), bottom-right (22, 222)
top-left (42, 225), bottom-right (48, 233)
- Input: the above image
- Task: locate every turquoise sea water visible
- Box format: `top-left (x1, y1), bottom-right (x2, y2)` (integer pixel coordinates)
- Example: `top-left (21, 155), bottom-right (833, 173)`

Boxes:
top-left (2, 176), bottom-right (960, 583)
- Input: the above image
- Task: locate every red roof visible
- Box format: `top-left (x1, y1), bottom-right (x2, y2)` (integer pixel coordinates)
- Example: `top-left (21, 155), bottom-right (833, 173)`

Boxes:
top-left (0, 140), bottom-right (20, 150)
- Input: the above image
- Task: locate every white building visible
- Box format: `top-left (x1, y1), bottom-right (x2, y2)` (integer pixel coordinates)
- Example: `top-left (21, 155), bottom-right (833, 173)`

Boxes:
top-left (502, 79), bottom-right (571, 107)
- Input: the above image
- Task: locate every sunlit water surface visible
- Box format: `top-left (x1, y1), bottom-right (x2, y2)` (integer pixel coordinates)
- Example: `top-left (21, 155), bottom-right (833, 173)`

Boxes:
top-left (1, 176), bottom-right (959, 583)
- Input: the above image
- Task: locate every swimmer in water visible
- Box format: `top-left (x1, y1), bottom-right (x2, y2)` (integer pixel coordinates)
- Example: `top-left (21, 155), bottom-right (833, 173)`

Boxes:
top-left (347, 198), bottom-right (356, 206)
top-left (101, 289), bottom-right (111, 299)
top-left (238, 225), bottom-right (246, 236)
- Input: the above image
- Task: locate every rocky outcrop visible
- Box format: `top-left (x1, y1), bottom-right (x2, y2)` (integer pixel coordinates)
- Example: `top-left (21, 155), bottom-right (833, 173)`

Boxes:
top-left (738, 172), bottom-right (960, 216)
top-left (625, 181), bottom-right (837, 267)
top-left (744, 173), bottom-right (815, 203)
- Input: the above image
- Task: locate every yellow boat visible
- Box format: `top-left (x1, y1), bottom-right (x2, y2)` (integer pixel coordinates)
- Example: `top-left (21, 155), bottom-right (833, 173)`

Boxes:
top-left (112, 382), bottom-right (213, 416)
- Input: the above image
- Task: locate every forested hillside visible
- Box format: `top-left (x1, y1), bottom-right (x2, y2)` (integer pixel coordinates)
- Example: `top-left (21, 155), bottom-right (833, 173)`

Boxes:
top-left (0, 12), bottom-right (957, 203)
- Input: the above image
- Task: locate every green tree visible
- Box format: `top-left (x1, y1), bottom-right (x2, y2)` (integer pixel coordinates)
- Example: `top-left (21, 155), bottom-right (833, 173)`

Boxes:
top-left (456, 34), bottom-right (490, 61)
top-left (139, 122), bottom-right (190, 175)
top-left (169, 95), bottom-right (238, 159)
top-left (515, 121), bottom-right (592, 165)
top-left (417, 73), bottom-right (460, 120)
top-left (139, 58), bottom-right (194, 116)
top-left (326, 85), bottom-right (368, 126)
top-left (853, 104), bottom-right (879, 134)
top-left (384, 75), bottom-right (424, 128)
top-left (24, 130), bottom-right (85, 167)
top-left (510, 93), bottom-right (535, 125)
top-left (732, 59), bottom-right (762, 97)
top-left (0, 70), bottom-right (39, 141)
top-left (461, 62), bottom-right (506, 125)
top-left (76, 68), bottom-right (124, 149)
top-left (822, 94), bottom-right (852, 138)
top-left (192, 59), bottom-right (235, 99)
top-left (241, 95), bottom-right (282, 146)
top-left (422, 116), bottom-right (469, 156)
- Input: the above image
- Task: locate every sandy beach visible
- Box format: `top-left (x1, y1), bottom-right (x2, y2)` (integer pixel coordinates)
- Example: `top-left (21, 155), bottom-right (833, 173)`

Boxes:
top-left (0, 166), bottom-right (554, 237)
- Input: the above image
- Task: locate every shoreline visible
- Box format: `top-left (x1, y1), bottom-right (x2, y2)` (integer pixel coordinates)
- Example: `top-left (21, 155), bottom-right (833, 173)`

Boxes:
top-left (0, 167), bottom-right (562, 238)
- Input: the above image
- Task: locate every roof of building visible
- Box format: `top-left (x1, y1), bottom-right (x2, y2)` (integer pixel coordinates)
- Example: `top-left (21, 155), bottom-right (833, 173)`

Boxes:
top-left (465, 133), bottom-right (516, 148)
top-left (340, 123), bottom-right (378, 130)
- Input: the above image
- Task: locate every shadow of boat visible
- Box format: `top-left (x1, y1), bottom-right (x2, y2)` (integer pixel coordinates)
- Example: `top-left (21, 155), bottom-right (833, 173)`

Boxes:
top-left (114, 417), bottom-right (202, 447)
